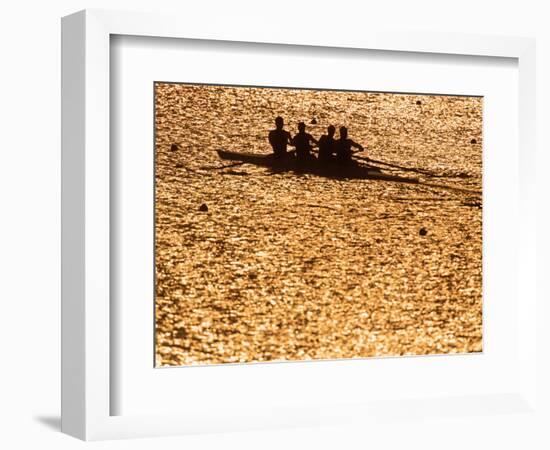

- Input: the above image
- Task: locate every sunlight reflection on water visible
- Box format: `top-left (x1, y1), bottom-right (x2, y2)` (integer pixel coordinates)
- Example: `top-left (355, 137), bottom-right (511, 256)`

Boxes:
top-left (154, 83), bottom-right (483, 367)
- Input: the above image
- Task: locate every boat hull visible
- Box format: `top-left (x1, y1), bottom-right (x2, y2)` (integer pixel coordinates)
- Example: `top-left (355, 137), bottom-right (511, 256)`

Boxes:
top-left (216, 149), bottom-right (419, 184)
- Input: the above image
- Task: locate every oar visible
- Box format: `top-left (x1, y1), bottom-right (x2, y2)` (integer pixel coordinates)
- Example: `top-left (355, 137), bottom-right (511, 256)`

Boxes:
top-left (199, 162), bottom-right (245, 170)
top-left (353, 153), bottom-right (439, 177)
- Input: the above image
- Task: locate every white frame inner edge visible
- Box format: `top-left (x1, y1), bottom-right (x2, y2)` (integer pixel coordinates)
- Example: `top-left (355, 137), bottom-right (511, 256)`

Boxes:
top-left (111, 35), bottom-right (518, 416)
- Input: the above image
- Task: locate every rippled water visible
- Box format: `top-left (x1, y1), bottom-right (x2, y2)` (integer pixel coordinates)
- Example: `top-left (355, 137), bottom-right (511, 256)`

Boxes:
top-left (154, 83), bottom-right (483, 367)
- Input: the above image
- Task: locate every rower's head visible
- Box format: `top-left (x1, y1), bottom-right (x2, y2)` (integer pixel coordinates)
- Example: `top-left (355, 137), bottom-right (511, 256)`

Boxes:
top-left (275, 116), bottom-right (284, 130)
top-left (298, 122), bottom-right (306, 133)
top-left (327, 125), bottom-right (335, 137)
top-left (340, 126), bottom-right (348, 139)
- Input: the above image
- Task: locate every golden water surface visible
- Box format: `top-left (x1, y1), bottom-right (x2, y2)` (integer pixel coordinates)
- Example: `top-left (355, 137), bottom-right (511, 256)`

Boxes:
top-left (154, 83), bottom-right (483, 367)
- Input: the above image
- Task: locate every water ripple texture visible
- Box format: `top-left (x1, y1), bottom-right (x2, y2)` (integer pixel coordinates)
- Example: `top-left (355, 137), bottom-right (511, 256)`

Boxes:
top-left (154, 83), bottom-right (483, 367)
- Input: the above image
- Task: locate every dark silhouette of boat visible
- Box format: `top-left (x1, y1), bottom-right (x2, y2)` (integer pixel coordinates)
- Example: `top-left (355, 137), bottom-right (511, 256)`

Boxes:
top-left (217, 149), bottom-right (419, 184)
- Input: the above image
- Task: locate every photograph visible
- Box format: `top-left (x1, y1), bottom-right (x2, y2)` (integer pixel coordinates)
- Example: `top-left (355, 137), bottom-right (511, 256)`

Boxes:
top-left (154, 82), bottom-right (483, 367)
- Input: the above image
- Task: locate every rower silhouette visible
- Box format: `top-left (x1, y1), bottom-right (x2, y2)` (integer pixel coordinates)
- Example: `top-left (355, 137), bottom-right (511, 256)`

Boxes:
top-left (318, 125), bottom-right (336, 164)
top-left (292, 122), bottom-right (318, 163)
top-left (268, 116), bottom-right (292, 158)
top-left (335, 126), bottom-right (364, 165)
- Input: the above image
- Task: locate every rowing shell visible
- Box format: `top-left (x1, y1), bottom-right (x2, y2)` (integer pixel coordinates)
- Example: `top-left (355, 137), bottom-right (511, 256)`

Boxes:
top-left (217, 149), bottom-right (419, 184)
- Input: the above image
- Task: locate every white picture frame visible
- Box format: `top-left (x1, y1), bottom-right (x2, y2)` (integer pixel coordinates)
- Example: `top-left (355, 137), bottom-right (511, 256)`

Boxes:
top-left (61, 9), bottom-right (539, 442)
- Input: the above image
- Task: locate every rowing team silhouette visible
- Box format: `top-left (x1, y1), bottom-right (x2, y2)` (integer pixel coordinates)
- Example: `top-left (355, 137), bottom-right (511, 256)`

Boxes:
top-left (268, 116), bottom-right (364, 165)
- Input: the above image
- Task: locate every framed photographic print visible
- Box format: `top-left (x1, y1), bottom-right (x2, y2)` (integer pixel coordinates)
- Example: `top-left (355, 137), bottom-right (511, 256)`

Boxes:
top-left (62, 9), bottom-right (541, 442)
